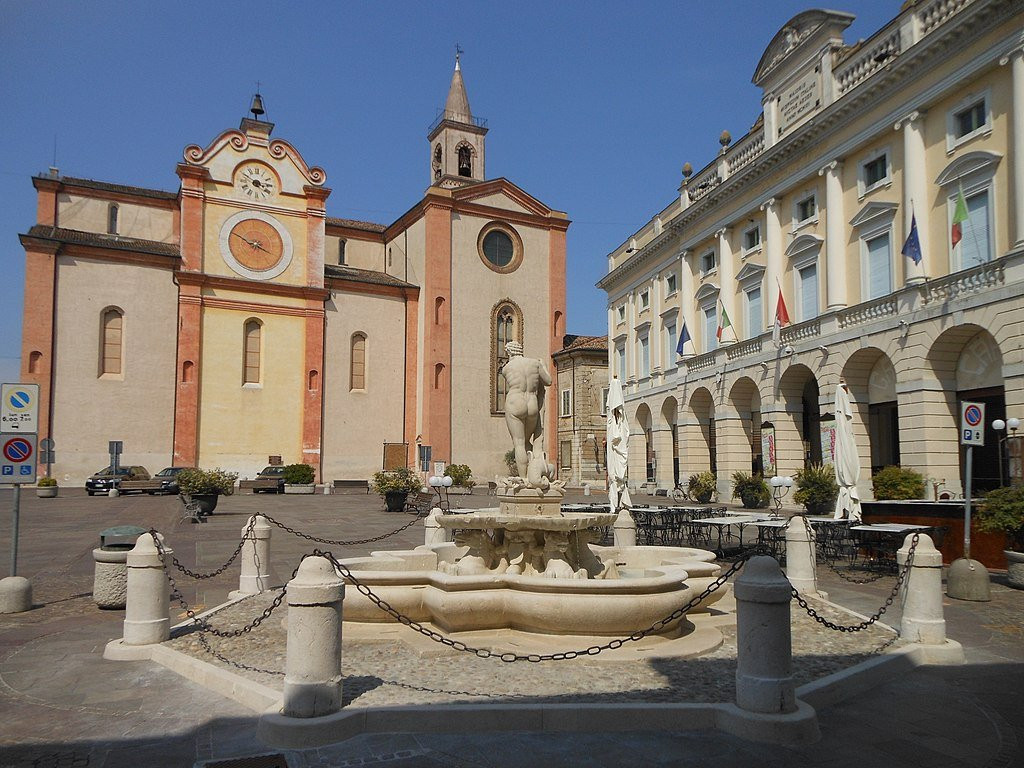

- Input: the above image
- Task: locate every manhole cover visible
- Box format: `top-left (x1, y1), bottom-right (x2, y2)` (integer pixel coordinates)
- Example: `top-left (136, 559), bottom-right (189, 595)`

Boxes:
top-left (202, 755), bottom-right (289, 768)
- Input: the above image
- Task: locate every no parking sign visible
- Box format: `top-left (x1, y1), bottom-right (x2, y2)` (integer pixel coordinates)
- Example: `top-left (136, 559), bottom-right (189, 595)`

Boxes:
top-left (0, 432), bottom-right (37, 483)
top-left (961, 401), bottom-right (985, 446)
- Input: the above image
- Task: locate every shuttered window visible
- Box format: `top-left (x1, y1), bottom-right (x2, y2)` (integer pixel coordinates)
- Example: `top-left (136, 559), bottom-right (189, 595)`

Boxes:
top-left (866, 232), bottom-right (892, 299)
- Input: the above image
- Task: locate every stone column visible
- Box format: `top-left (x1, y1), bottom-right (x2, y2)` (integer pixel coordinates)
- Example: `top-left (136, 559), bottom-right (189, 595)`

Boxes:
top-left (233, 515), bottom-right (271, 597)
top-left (733, 555), bottom-right (797, 714)
top-left (761, 199), bottom-right (783, 308)
top-left (898, 380), bottom-right (961, 495)
top-left (123, 533), bottom-right (171, 647)
top-left (785, 516), bottom-right (818, 596)
top-left (762, 404), bottom-right (803, 482)
top-left (679, 416), bottom-right (711, 475)
top-left (679, 250), bottom-right (696, 358)
top-left (628, 429), bottom-right (646, 489)
top-left (897, 533), bottom-right (947, 644)
top-left (283, 556), bottom-right (345, 719)
top-left (1002, 49), bottom-right (1024, 244)
top-left (818, 160), bottom-right (847, 309)
top-left (652, 427), bottom-right (674, 490)
top-left (896, 110), bottom-right (929, 284)
top-left (715, 412), bottom-right (749, 500)
top-left (717, 228), bottom-right (736, 343)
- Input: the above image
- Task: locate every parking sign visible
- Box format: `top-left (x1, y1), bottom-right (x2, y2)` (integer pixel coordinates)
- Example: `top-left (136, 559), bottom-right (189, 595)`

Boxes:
top-left (960, 401), bottom-right (985, 446)
top-left (1, 383), bottom-right (40, 433)
top-left (0, 432), bottom-right (37, 484)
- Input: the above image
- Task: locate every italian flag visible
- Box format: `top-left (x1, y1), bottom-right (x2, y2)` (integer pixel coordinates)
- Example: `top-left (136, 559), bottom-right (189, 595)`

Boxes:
top-left (951, 186), bottom-right (969, 248)
top-left (716, 304), bottom-right (732, 341)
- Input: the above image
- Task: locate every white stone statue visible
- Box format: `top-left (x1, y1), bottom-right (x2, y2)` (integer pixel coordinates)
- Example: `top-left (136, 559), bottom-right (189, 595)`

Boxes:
top-left (606, 378), bottom-right (633, 513)
top-left (501, 341), bottom-right (555, 486)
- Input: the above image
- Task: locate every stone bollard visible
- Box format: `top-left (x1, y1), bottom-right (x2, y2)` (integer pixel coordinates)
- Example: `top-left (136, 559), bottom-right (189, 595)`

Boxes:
top-left (123, 533), bottom-right (171, 646)
top-left (0, 576), bottom-right (32, 614)
top-left (613, 508), bottom-right (636, 547)
top-left (784, 515), bottom-right (818, 596)
top-left (92, 545), bottom-right (132, 609)
top-left (424, 507), bottom-right (449, 546)
top-left (898, 533), bottom-right (947, 645)
top-left (734, 555), bottom-right (797, 715)
top-left (232, 515), bottom-right (272, 597)
top-left (283, 555), bottom-right (345, 718)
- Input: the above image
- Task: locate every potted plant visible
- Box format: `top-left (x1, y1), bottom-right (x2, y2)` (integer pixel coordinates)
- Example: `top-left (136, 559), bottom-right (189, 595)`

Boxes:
top-left (176, 467), bottom-right (238, 515)
top-left (371, 467), bottom-right (423, 513)
top-left (975, 486), bottom-right (1024, 588)
top-left (687, 471), bottom-right (717, 503)
top-left (444, 463), bottom-right (474, 494)
top-left (36, 476), bottom-right (58, 498)
top-left (282, 463), bottom-right (316, 494)
top-left (731, 471), bottom-right (769, 509)
top-left (872, 465), bottom-right (926, 500)
top-left (793, 463), bottom-right (839, 515)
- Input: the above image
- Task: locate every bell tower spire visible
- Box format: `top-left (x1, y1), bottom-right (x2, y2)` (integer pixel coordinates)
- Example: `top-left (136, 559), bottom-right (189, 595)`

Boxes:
top-left (428, 48), bottom-right (488, 187)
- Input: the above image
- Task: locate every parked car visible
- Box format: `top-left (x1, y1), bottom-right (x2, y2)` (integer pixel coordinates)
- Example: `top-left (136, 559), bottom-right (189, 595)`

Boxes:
top-left (148, 466), bottom-right (191, 495)
top-left (254, 465), bottom-right (286, 493)
top-left (85, 465), bottom-right (150, 496)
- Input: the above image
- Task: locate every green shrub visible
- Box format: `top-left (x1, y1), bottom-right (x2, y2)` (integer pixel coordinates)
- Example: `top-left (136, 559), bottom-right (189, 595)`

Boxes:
top-left (687, 471), bottom-right (717, 502)
top-left (503, 450), bottom-right (519, 476)
top-left (177, 467), bottom-right (238, 496)
top-left (282, 463), bottom-right (315, 485)
top-left (731, 472), bottom-right (770, 509)
top-left (793, 463), bottom-right (838, 512)
top-left (37, 476), bottom-right (57, 487)
top-left (975, 486), bottom-right (1024, 551)
top-left (872, 465), bottom-right (926, 500)
top-left (371, 467), bottom-right (422, 496)
top-left (444, 463), bottom-right (473, 488)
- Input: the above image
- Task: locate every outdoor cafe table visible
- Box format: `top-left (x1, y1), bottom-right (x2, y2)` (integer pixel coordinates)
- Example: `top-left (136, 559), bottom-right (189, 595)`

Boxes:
top-left (747, 518), bottom-right (789, 558)
top-left (693, 513), bottom-right (775, 554)
top-left (850, 523), bottom-right (935, 570)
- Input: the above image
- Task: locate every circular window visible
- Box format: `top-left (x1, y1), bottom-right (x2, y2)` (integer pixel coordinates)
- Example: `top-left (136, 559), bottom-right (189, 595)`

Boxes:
top-left (477, 223), bottom-right (523, 273)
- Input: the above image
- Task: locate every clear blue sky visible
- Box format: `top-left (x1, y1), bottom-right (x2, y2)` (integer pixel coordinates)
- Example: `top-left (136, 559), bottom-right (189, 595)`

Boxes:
top-left (0, 0), bottom-right (897, 384)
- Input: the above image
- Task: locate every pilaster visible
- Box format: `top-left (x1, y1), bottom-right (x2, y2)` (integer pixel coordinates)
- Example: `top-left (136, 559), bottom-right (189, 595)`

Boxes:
top-left (1001, 48), bottom-right (1024, 245)
top-left (761, 198), bottom-right (783, 309)
top-left (19, 240), bottom-right (59, 444)
top-left (818, 160), bottom-right (847, 309)
top-left (717, 228), bottom-right (736, 342)
top-left (895, 110), bottom-right (929, 284)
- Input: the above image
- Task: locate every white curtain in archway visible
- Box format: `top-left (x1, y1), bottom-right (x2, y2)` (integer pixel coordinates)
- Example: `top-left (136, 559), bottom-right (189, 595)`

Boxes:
top-left (833, 382), bottom-right (862, 521)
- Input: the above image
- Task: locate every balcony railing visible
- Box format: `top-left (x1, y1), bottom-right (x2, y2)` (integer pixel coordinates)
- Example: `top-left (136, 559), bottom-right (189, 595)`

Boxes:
top-left (726, 337), bottom-right (762, 360)
top-left (835, 27), bottom-right (902, 96)
top-left (427, 110), bottom-right (488, 135)
top-left (780, 318), bottom-right (821, 344)
top-left (685, 351), bottom-right (717, 372)
top-left (837, 295), bottom-right (898, 329)
top-left (923, 257), bottom-right (1005, 304)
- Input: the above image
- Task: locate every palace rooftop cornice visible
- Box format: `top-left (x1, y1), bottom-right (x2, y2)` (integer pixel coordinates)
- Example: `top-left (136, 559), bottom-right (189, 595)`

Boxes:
top-left (597, 0), bottom-right (1018, 292)
top-left (324, 216), bottom-right (387, 234)
top-left (553, 334), bottom-right (608, 358)
top-left (20, 225), bottom-right (181, 258)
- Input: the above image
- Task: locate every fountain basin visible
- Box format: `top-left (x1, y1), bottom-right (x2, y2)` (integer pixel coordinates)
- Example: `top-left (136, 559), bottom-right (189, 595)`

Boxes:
top-left (437, 510), bottom-right (618, 532)
top-left (336, 545), bottom-right (724, 636)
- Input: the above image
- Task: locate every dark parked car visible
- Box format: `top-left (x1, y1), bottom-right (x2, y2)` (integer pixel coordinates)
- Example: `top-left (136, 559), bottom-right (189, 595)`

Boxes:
top-left (148, 466), bottom-right (191, 495)
top-left (85, 465), bottom-right (150, 496)
top-left (254, 465), bottom-right (286, 493)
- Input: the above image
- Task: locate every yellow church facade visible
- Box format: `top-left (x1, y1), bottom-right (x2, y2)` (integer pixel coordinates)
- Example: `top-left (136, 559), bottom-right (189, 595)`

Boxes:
top-left (19, 61), bottom-right (568, 484)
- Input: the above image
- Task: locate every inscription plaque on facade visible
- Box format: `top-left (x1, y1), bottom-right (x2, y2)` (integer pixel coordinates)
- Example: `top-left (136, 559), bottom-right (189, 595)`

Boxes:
top-left (779, 69), bottom-right (821, 133)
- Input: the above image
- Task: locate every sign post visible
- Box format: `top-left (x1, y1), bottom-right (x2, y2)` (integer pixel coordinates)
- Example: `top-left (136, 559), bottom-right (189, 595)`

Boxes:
top-left (108, 440), bottom-right (123, 475)
top-left (2, 383), bottom-right (41, 582)
top-left (947, 401), bottom-right (991, 601)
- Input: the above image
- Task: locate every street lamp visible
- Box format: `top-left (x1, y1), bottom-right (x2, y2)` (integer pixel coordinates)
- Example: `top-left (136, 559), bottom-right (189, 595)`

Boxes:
top-left (769, 474), bottom-right (794, 517)
top-left (992, 417), bottom-right (1021, 487)
top-left (428, 475), bottom-right (453, 512)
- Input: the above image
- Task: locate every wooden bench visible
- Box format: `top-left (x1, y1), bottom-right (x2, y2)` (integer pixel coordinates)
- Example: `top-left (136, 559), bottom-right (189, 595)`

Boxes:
top-left (332, 479), bottom-right (370, 494)
top-left (239, 479), bottom-right (282, 493)
top-left (118, 480), bottom-right (163, 495)
top-left (405, 491), bottom-right (437, 516)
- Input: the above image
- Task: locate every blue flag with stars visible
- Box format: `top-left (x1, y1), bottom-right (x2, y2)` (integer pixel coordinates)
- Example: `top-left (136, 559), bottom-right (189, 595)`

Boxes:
top-left (902, 213), bottom-right (922, 265)
top-left (676, 321), bottom-right (691, 356)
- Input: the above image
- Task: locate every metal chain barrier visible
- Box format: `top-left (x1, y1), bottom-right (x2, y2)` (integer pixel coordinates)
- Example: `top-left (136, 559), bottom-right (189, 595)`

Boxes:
top-left (791, 532), bottom-right (919, 633)
top-left (151, 516), bottom-right (257, 581)
top-left (262, 512), bottom-right (422, 547)
top-left (316, 548), bottom-right (750, 662)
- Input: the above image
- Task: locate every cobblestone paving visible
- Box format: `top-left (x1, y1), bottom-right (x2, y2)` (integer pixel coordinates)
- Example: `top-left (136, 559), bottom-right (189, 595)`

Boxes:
top-left (166, 581), bottom-right (903, 707)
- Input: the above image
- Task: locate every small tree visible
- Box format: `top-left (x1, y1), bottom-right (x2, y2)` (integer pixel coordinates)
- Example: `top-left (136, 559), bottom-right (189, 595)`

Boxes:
top-left (976, 486), bottom-right (1024, 552)
top-left (371, 467), bottom-right (422, 496)
top-left (177, 468), bottom-right (238, 496)
top-left (444, 463), bottom-right (473, 488)
top-left (731, 472), bottom-right (770, 509)
top-left (793, 463), bottom-right (838, 513)
top-left (872, 465), bottom-right (926, 500)
top-left (282, 463), bottom-right (315, 485)
top-left (687, 471), bottom-right (717, 503)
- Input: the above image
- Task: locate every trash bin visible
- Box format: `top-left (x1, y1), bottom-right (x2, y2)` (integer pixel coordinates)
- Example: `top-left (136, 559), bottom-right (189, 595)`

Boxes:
top-left (93, 525), bottom-right (148, 609)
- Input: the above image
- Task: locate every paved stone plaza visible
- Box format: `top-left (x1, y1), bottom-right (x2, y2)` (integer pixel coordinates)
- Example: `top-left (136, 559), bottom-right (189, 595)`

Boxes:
top-left (1, 488), bottom-right (1022, 767)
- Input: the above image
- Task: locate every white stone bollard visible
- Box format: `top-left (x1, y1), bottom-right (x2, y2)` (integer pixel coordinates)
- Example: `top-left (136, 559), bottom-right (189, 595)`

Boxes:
top-left (0, 576), bottom-right (32, 614)
top-left (613, 508), bottom-right (636, 547)
top-left (898, 533), bottom-right (947, 645)
top-left (784, 515), bottom-right (818, 596)
top-left (734, 555), bottom-right (797, 715)
top-left (283, 555), bottom-right (345, 718)
top-left (424, 507), bottom-right (450, 546)
top-left (234, 515), bottom-right (272, 596)
top-left (122, 533), bottom-right (171, 646)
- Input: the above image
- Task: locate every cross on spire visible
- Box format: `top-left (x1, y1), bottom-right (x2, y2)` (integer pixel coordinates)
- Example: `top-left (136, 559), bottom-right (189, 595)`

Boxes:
top-left (455, 43), bottom-right (463, 69)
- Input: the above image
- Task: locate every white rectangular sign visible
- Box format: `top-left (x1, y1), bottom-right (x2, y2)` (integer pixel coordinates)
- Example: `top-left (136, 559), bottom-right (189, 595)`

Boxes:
top-left (1, 383), bottom-right (40, 433)
top-left (960, 401), bottom-right (985, 446)
top-left (1, 432), bottom-right (37, 484)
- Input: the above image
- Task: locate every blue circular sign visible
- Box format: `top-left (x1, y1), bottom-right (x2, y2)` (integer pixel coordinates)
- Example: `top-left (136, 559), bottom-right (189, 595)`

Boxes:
top-left (8, 390), bottom-right (31, 410)
top-left (3, 438), bottom-right (32, 462)
top-left (964, 405), bottom-right (983, 427)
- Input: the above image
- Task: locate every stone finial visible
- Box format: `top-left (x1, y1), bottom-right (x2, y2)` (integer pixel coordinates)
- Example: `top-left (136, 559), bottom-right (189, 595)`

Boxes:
top-left (719, 130), bottom-right (732, 152)
top-left (682, 162), bottom-right (693, 178)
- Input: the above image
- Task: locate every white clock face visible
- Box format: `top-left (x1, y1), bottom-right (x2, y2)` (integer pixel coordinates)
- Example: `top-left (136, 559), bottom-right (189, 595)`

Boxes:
top-left (239, 164), bottom-right (276, 200)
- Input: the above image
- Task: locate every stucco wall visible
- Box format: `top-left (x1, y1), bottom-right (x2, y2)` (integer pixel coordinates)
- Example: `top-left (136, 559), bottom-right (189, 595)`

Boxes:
top-left (57, 193), bottom-right (175, 243)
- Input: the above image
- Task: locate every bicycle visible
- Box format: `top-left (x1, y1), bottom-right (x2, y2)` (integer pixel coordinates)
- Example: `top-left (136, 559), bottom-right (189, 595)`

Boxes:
top-left (669, 481), bottom-right (691, 503)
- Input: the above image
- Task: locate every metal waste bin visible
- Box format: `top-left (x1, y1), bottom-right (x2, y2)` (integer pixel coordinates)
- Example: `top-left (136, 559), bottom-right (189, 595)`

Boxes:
top-left (93, 525), bottom-right (147, 609)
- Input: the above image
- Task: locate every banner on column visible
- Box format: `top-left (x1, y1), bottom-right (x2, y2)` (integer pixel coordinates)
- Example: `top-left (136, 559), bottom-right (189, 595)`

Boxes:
top-left (761, 424), bottom-right (776, 476)
top-left (820, 417), bottom-right (836, 466)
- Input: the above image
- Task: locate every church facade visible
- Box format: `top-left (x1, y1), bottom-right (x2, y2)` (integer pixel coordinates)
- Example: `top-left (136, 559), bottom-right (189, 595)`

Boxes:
top-left (599, 0), bottom-right (1024, 501)
top-left (19, 60), bottom-right (568, 484)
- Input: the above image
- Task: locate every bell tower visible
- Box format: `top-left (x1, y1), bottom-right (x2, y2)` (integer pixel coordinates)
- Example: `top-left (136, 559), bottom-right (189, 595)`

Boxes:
top-left (428, 50), bottom-right (487, 188)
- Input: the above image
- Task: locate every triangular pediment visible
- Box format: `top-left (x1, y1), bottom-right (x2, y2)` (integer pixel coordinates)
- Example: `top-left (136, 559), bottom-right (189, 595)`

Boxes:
top-left (736, 262), bottom-right (766, 284)
top-left (849, 202), bottom-right (898, 228)
top-left (452, 178), bottom-right (553, 217)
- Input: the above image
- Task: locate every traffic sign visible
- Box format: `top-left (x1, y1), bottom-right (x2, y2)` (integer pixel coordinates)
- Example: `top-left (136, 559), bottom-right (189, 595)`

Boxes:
top-left (0, 432), bottom-right (37, 484)
top-left (1, 383), bottom-right (39, 433)
top-left (960, 401), bottom-right (986, 446)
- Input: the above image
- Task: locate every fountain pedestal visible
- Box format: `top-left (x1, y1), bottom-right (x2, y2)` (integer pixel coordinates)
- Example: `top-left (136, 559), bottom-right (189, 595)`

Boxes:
top-left (497, 486), bottom-right (564, 517)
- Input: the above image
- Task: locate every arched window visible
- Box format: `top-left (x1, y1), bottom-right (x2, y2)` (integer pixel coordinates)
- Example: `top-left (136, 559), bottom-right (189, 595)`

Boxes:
top-left (434, 296), bottom-right (446, 325)
top-left (28, 351), bottom-right (42, 374)
top-left (181, 360), bottom-right (194, 383)
top-left (434, 363), bottom-right (446, 390)
top-left (243, 319), bottom-right (262, 385)
top-left (100, 308), bottom-right (123, 376)
top-left (107, 204), bottom-right (118, 235)
top-left (350, 333), bottom-right (366, 391)
top-left (458, 144), bottom-right (472, 177)
top-left (490, 299), bottom-right (523, 413)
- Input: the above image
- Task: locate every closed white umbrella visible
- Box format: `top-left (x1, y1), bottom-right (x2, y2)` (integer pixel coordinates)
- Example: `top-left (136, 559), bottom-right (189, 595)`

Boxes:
top-left (833, 381), bottom-right (862, 521)
top-left (607, 378), bottom-right (633, 513)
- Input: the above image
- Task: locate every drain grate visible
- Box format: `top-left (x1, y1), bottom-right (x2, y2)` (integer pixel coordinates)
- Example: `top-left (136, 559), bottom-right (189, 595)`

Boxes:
top-left (201, 755), bottom-right (289, 768)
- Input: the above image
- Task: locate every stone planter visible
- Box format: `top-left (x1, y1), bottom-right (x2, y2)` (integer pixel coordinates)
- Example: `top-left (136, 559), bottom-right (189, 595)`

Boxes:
top-left (1005, 550), bottom-right (1024, 589)
top-left (384, 491), bottom-right (408, 513)
top-left (36, 486), bottom-right (58, 498)
top-left (93, 545), bottom-right (132, 609)
top-left (284, 483), bottom-right (316, 495)
top-left (191, 494), bottom-right (219, 515)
